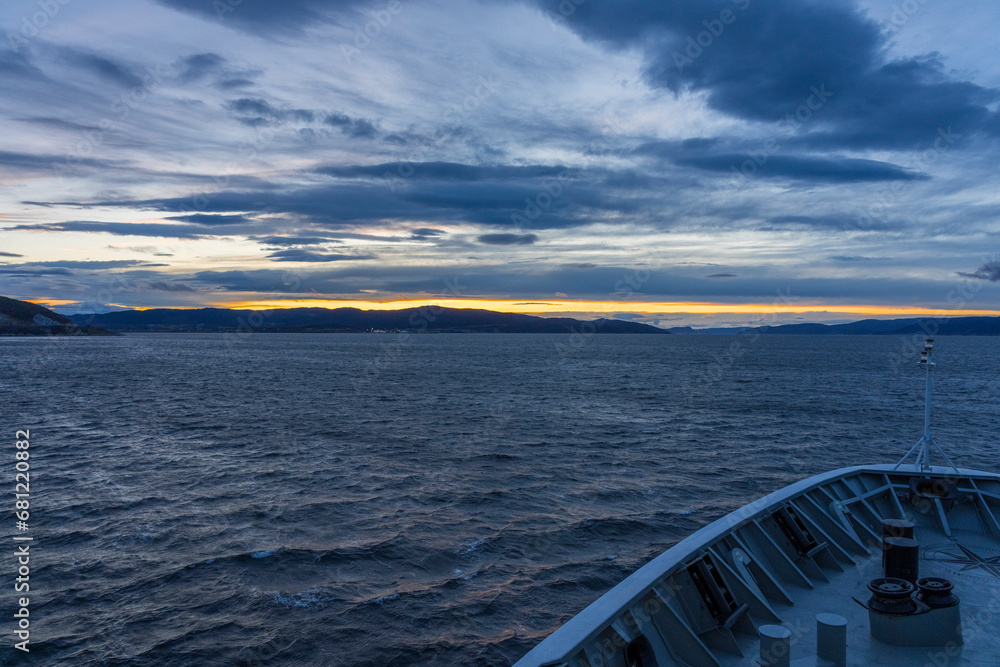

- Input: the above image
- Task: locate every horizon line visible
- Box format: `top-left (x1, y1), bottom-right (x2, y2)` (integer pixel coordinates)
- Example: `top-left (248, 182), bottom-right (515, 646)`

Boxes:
top-left (32, 297), bottom-right (1000, 319)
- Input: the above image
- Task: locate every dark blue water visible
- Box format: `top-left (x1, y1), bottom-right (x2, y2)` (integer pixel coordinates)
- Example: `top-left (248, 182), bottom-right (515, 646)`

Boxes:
top-left (1, 334), bottom-right (998, 665)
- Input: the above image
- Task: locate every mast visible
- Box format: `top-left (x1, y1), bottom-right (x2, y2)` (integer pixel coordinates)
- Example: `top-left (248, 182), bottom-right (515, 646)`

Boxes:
top-left (894, 338), bottom-right (959, 473)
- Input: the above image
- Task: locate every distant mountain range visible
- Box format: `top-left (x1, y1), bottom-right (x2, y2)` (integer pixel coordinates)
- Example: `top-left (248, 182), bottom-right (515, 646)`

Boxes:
top-left (4, 295), bottom-right (995, 335)
top-left (67, 306), bottom-right (672, 334)
top-left (669, 317), bottom-right (1000, 336)
top-left (0, 296), bottom-right (113, 336)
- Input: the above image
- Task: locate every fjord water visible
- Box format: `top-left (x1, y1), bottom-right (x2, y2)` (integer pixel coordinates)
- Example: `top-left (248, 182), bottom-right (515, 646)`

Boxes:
top-left (2, 334), bottom-right (998, 666)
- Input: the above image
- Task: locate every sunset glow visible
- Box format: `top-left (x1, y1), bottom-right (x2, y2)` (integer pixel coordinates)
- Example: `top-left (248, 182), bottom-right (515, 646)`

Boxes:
top-left (217, 298), bottom-right (1000, 318)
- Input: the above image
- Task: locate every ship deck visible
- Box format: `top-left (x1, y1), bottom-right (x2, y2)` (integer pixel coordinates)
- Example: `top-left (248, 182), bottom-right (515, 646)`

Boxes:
top-left (515, 464), bottom-right (1000, 667)
top-left (717, 523), bottom-right (1000, 666)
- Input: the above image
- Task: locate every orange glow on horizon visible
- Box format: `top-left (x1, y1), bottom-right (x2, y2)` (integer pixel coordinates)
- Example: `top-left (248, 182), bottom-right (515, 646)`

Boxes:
top-left (207, 298), bottom-right (1000, 318)
top-left (25, 299), bottom-right (78, 307)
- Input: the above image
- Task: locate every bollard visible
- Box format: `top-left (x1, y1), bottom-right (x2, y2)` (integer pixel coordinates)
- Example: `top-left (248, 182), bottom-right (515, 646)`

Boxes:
top-left (759, 624), bottom-right (791, 667)
top-left (816, 613), bottom-right (847, 666)
top-left (881, 519), bottom-right (914, 540)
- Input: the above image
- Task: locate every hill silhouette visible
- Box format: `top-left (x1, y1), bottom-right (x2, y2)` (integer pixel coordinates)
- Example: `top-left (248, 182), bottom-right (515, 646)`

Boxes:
top-left (68, 306), bottom-right (671, 334)
top-left (0, 296), bottom-right (114, 335)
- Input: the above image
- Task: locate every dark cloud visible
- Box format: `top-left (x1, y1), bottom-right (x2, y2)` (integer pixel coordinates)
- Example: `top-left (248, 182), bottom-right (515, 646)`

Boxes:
top-left (176, 53), bottom-right (226, 83)
top-left (11, 221), bottom-right (215, 239)
top-left (226, 98), bottom-right (315, 127)
top-left (0, 150), bottom-right (121, 174)
top-left (410, 228), bottom-right (444, 239)
top-left (33, 172), bottom-right (620, 230)
top-left (829, 255), bottom-right (888, 262)
top-left (704, 273), bottom-right (737, 279)
top-left (62, 50), bottom-right (143, 88)
top-left (0, 47), bottom-right (44, 79)
top-left (478, 233), bottom-right (539, 245)
top-left (0, 266), bottom-right (74, 276)
top-left (216, 78), bottom-right (255, 89)
top-left (153, 0), bottom-right (374, 35)
top-left (318, 162), bottom-right (570, 181)
top-left (167, 214), bottom-right (257, 225)
top-left (253, 236), bottom-right (342, 246)
top-left (638, 140), bottom-right (928, 183)
top-left (536, 0), bottom-right (1000, 150)
top-left (0, 251), bottom-right (24, 258)
top-left (323, 113), bottom-right (379, 139)
top-left (0, 259), bottom-right (165, 277)
top-left (23, 260), bottom-right (159, 269)
top-left (175, 53), bottom-right (261, 90)
top-left (187, 264), bottom-right (952, 304)
top-left (13, 117), bottom-right (104, 133)
top-left (687, 154), bottom-right (925, 183)
top-left (140, 281), bottom-right (197, 292)
top-left (765, 214), bottom-right (896, 232)
top-left (959, 262), bottom-right (1000, 281)
top-left (265, 249), bottom-right (376, 262)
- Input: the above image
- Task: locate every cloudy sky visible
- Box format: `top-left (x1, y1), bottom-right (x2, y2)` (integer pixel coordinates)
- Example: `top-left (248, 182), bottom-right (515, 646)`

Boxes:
top-left (2, 0), bottom-right (999, 326)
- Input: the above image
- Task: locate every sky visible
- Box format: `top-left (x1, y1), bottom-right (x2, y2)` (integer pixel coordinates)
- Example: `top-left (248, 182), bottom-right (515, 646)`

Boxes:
top-left (1, 0), bottom-right (999, 327)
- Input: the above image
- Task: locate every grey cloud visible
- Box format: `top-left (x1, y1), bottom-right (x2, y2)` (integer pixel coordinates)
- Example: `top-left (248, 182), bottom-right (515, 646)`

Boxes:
top-left (0, 251), bottom-right (24, 258)
top-left (13, 117), bottom-right (104, 133)
top-left (11, 221), bottom-right (215, 239)
top-left (0, 46), bottom-right (44, 79)
top-left (217, 78), bottom-right (255, 89)
top-left (959, 262), bottom-right (1000, 281)
top-left (21, 260), bottom-right (160, 269)
top-left (175, 53), bottom-right (261, 90)
top-left (226, 98), bottom-right (316, 127)
top-left (187, 264), bottom-right (955, 305)
top-left (323, 113), bottom-right (379, 139)
top-left (318, 162), bottom-right (570, 181)
top-left (0, 150), bottom-right (122, 174)
top-left (153, 0), bottom-right (375, 35)
top-left (266, 249), bottom-right (376, 262)
top-left (478, 233), bottom-right (539, 245)
top-left (253, 236), bottom-right (343, 246)
top-left (766, 215), bottom-right (897, 232)
top-left (176, 53), bottom-right (226, 83)
top-left (62, 50), bottom-right (143, 88)
top-left (32, 173), bottom-right (617, 230)
top-left (639, 140), bottom-right (928, 183)
top-left (167, 214), bottom-right (257, 225)
top-left (536, 0), bottom-right (1000, 150)
top-left (0, 266), bottom-right (74, 276)
top-left (140, 281), bottom-right (197, 292)
top-left (410, 228), bottom-right (444, 239)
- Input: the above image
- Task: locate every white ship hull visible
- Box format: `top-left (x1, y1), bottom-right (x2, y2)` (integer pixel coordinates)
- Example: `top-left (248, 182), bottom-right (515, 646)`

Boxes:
top-left (515, 463), bottom-right (1000, 667)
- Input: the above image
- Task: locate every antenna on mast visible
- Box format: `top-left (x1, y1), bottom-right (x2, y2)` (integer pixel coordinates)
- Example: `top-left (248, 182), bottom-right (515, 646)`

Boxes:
top-left (894, 338), bottom-right (960, 473)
